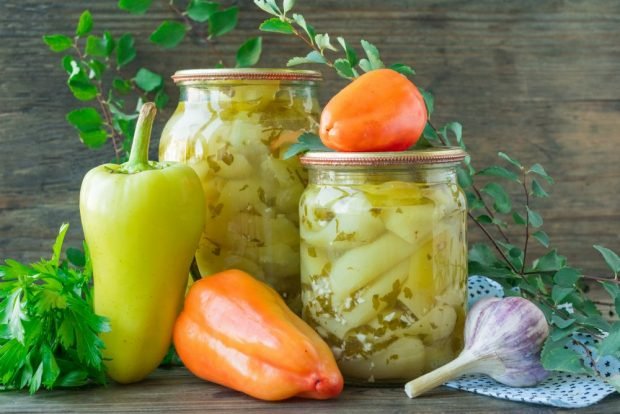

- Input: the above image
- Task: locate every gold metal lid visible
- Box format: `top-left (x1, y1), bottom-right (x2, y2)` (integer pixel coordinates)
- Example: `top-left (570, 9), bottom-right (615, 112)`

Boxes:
top-left (172, 68), bottom-right (322, 83)
top-left (300, 148), bottom-right (467, 167)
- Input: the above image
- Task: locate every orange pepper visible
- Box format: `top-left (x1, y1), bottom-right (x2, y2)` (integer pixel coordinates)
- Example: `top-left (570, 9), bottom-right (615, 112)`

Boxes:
top-left (319, 68), bottom-right (427, 152)
top-left (173, 269), bottom-right (344, 401)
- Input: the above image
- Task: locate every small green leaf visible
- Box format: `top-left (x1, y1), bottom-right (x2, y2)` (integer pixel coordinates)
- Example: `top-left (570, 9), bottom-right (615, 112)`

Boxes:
top-left (512, 211), bottom-right (526, 225)
top-left (481, 182), bottom-right (511, 214)
top-left (186, 0), bottom-right (218, 23)
top-left (526, 206), bottom-right (543, 227)
top-left (112, 78), bottom-right (132, 94)
top-left (553, 267), bottom-right (581, 288)
top-left (287, 51), bottom-right (326, 66)
top-left (208, 7), bottom-right (238, 38)
top-left (550, 326), bottom-right (577, 341)
top-left (283, 132), bottom-right (332, 159)
top-left (29, 362), bottom-right (44, 394)
top-left (476, 215), bottom-right (493, 224)
top-left (76, 10), bottom-right (93, 36)
top-left (551, 314), bottom-right (575, 329)
top-left (133, 68), bottom-right (162, 92)
top-left (476, 166), bottom-right (519, 182)
top-left (66, 248), bottom-right (86, 267)
top-left (254, 0), bottom-right (280, 16)
top-left (440, 122), bottom-right (463, 148)
top-left (456, 167), bottom-right (472, 189)
top-left (533, 250), bottom-right (566, 272)
top-left (360, 39), bottom-right (384, 70)
top-left (337, 36), bottom-right (359, 67)
top-left (116, 34), bottom-right (136, 68)
top-left (333, 58), bottom-right (356, 79)
top-left (292, 14), bottom-right (316, 44)
top-left (79, 130), bottom-right (108, 148)
top-left (389, 63), bottom-right (415, 76)
top-left (43, 34), bottom-right (73, 52)
top-left (541, 339), bottom-right (587, 374)
top-left (51, 223), bottom-right (69, 268)
top-left (529, 163), bottom-right (554, 183)
top-left (465, 190), bottom-right (485, 211)
top-left (593, 245), bottom-right (620, 276)
top-left (533, 230), bottom-right (549, 247)
top-left (40, 344), bottom-right (60, 388)
top-left (551, 286), bottom-right (575, 304)
top-left (419, 88), bottom-right (434, 118)
top-left (599, 323), bottom-right (620, 358)
top-left (154, 89), bottom-right (169, 109)
top-left (531, 178), bottom-right (549, 198)
top-left (150, 21), bottom-right (187, 48)
top-left (498, 151), bottom-right (523, 169)
top-left (468, 243), bottom-right (499, 267)
top-left (68, 66), bottom-right (98, 101)
top-left (259, 18), bottom-right (294, 34)
top-left (283, 0), bottom-right (295, 13)
top-left (118, 0), bottom-right (152, 14)
top-left (314, 33), bottom-right (337, 52)
top-left (358, 58), bottom-right (372, 72)
top-left (66, 108), bottom-right (103, 132)
top-left (421, 122), bottom-right (440, 144)
top-left (235, 37), bottom-right (262, 68)
top-left (86, 59), bottom-right (106, 80)
top-left (61, 56), bottom-right (77, 74)
top-left (85, 32), bottom-right (115, 57)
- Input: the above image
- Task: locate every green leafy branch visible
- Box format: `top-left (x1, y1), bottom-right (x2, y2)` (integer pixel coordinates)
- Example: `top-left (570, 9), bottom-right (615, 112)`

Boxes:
top-left (255, 0), bottom-right (413, 78)
top-left (254, 0), bottom-right (620, 386)
top-left (43, 11), bottom-right (168, 162)
top-left (0, 224), bottom-right (109, 393)
top-left (119, 0), bottom-right (263, 68)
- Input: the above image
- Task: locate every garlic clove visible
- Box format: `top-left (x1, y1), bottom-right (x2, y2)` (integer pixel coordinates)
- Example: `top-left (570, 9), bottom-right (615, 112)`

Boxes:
top-left (405, 297), bottom-right (549, 398)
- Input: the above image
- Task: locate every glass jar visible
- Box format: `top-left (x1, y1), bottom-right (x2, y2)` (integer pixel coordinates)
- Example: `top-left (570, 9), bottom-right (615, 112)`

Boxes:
top-left (299, 149), bottom-right (468, 384)
top-left (160, 69), bottom-right (321, 312)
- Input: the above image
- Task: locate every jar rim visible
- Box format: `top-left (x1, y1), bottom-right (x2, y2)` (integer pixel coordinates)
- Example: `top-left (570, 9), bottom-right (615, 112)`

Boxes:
top-left (300, 148), bottom-right (467, 167)
top-left (172, 68), bottom-right (323, 83)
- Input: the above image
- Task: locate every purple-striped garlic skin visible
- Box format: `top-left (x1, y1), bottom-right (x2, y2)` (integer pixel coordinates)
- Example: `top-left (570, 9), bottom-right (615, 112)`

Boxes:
top-left (465, 297), bottom-right (549, 386)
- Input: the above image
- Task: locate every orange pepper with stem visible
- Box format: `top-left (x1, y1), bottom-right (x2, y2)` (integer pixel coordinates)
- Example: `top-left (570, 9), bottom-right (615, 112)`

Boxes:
top-left (320, 68), bottom-right (427, 152)
top-left (173, 269), bottom-right (344, 401)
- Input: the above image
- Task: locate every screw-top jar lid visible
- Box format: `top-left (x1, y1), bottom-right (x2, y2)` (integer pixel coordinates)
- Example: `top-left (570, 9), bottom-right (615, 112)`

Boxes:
top-left (172, 68), bottom-right (323, 83)
top-left (300, 148), bottom-right (467, 167)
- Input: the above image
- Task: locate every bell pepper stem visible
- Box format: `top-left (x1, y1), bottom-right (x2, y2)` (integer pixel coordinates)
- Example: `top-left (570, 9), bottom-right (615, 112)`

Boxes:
top-left (125, 102), bottom-right (157, 173)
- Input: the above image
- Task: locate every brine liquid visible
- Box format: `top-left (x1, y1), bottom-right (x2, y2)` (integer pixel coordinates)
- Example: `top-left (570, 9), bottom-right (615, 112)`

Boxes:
top-left (300, 180), bottom-right (467, 383)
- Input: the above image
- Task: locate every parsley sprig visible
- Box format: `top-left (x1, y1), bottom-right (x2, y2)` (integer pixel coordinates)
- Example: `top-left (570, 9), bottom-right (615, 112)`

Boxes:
top-left (0, 224), bottom-right (109, 393)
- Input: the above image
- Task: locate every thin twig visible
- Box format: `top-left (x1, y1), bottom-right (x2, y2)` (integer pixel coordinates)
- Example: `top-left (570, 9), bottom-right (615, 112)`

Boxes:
top-left (73, 41), bottom-right (123, 161)
top-left (468, 211), bottom-right (519, 274)
top-left (521, 168), bottom-right (530, 273)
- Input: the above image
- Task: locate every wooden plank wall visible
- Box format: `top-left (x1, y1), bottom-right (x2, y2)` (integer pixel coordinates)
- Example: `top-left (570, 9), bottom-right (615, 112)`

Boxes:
top-left (1, 0), bottom-right (619, 279)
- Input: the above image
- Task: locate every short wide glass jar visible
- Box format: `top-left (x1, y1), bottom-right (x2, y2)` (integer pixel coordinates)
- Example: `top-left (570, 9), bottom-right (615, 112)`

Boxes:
top-left (159, 69), bottom-right (321, 312)
top-left (299, 149), bottom-right (468, 384)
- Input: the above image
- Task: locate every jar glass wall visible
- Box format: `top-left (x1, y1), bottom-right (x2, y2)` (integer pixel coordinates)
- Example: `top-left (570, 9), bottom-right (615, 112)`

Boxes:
top-left (160, 69), bottom-right (321, 312)
top-left (299, 149), bottom-right (468, 384)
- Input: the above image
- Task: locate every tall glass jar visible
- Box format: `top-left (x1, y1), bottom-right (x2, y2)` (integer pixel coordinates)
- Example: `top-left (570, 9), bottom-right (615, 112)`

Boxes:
top-left (160, 69), bottom-right (321, 312)
top-left (299, 149), bottom-right (468, 384)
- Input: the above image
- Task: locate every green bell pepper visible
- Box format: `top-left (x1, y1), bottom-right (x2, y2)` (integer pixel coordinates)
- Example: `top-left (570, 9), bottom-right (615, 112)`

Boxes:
top-left (79, 103), bottom-right (205, 383)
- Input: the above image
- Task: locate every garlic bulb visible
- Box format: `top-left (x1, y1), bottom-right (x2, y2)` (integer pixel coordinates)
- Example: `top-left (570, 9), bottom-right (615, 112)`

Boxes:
top-left (405, 297), bottom-right (549, 398)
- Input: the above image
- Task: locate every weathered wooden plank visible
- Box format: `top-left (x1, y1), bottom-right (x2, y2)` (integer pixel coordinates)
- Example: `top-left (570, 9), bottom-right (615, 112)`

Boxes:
top-left (0, 367), bottom-right (617, 413)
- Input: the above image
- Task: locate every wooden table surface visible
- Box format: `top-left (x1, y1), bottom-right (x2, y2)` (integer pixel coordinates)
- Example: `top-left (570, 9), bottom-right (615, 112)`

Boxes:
top-left (0, 367), bottom-right (617, 413)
